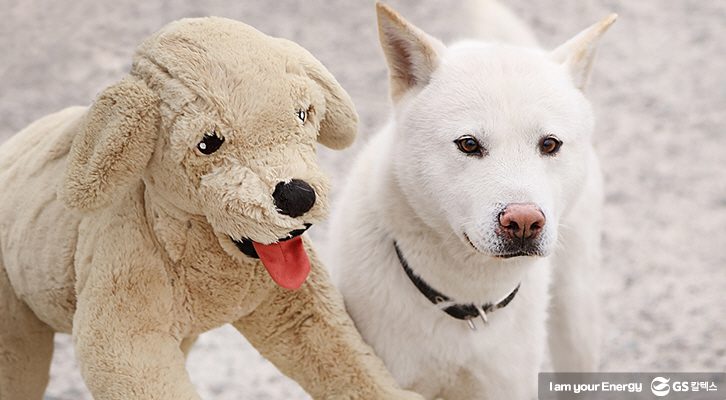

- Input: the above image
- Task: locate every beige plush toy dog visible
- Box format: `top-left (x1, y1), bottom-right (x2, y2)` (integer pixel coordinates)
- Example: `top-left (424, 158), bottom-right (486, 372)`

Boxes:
top-left (0, 17), bottom-right (421, 400)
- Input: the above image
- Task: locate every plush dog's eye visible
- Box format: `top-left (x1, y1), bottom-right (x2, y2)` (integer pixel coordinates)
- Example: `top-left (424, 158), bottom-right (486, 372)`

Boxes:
top-left (297, 109), bottom-right (307, 123)
top-left (454, 135), bottom-right (484, 156)
top-left (539, 135), bottom-right (562, 156)
top-left (197, 131), bottom-right (224, 155)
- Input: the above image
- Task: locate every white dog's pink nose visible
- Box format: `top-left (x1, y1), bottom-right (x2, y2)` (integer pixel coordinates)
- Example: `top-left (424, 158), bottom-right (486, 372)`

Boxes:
top-left (498, 203), bottom-right (545, 240)
top-left (272, 179), bottom-right (316, 218)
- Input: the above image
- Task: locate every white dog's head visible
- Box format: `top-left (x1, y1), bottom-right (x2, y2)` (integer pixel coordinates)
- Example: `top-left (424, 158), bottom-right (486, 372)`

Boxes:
top-left (377, 3), bottom-right (615, 259)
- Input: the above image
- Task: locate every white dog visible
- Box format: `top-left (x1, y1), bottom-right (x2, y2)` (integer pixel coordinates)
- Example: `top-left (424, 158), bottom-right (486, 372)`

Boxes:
top-left (327, 2), bottom-right (616, 399)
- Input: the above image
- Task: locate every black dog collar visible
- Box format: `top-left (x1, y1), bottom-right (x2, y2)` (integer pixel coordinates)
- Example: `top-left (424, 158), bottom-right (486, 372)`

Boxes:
top-left (393, 241), bottom-right (520, 331)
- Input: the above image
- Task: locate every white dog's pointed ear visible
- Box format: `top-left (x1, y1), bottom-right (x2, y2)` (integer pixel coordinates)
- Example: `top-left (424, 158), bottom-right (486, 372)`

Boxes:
top-left (551, 14), bottom-right (617, 91)
top-left (376, 2), bottom-right (445, 102)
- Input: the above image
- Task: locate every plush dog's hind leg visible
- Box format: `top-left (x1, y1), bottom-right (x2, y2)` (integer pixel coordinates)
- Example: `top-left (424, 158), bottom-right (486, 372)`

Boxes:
top-left (0, 262), bottom-right (54, 400)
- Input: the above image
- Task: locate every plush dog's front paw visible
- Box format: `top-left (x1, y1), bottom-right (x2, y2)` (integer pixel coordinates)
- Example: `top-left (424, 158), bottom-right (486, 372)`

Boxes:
top-left (328, 388), bottom-right (424, 400)
top-left (379, 389), bottom-right (426, 400)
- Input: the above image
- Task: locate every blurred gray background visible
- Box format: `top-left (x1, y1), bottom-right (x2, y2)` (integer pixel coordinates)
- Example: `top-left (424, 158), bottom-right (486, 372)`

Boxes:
top-left (1, 0), bottom-right (724, 398)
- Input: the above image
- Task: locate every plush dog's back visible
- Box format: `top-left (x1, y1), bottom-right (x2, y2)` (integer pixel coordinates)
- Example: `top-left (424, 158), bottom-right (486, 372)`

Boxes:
top-left (0, 106), bottom-right (87, 332)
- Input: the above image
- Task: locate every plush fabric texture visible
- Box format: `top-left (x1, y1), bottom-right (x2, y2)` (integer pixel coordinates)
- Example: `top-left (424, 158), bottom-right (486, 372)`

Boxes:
top-left (0, 17), bottom-right (420, 400)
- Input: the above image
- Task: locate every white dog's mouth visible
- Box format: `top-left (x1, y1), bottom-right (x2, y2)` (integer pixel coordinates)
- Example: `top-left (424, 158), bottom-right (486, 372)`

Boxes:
top-left (231, 223), bottom-right (312, 290)
top-left (494, 236), bottom-right (549, 258)
top-left (463, 232), bottom-right (545, 259)
top-left (493, 250), bottom-right (537, 259)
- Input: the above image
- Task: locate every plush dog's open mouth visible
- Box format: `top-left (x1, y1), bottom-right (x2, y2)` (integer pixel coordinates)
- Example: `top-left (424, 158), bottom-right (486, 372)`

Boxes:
top-left (231, 224), bottom-right (312, 290)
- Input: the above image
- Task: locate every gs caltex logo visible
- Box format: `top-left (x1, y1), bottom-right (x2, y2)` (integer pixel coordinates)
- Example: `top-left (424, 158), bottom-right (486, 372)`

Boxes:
top-left (651, 377), bottom-right (671, 397)
top-left (538, 372), bottom-right (724, 400)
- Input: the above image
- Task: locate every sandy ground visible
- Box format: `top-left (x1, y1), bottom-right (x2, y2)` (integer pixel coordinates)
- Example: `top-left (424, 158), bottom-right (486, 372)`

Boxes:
top-left (0, 0), bottom-right (724, 398)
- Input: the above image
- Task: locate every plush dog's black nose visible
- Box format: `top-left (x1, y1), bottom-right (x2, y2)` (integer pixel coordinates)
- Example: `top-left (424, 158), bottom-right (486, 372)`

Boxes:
top-left (272, 179), bottom-right (316, 218)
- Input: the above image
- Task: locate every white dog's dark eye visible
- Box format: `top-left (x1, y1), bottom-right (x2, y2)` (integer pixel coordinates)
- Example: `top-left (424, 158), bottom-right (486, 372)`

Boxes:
top-left (539, 136), bottom-right (563, 155)
top-left (297, 109), bottom-right (307, 122)
top-left (197, 131), bottom-right (224, 155)
top-left (454, 135), bottom-right (484, 157)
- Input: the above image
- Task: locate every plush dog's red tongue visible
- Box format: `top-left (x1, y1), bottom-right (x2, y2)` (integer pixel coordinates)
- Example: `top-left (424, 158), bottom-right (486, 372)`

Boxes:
top-left (252, 236), bottom-right (310, 290)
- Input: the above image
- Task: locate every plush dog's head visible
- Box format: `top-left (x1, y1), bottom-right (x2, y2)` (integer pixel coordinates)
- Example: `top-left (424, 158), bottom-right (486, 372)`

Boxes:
top-left (60, 17), bottom-right (357, 289)
top-left (376, 3), bottom-right (614, 259)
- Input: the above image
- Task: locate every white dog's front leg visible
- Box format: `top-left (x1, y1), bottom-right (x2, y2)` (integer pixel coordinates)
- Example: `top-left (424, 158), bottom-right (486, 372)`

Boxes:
top-left (548, 248), bottom-right (602, 371)
top-left (548, 165), bottom-right (603, 372)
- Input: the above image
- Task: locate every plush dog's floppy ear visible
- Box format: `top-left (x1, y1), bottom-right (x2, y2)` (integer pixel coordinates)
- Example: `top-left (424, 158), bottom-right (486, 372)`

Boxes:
top-left (60, 76), bottom-right (160, 211)
top-left (376, 2), bottom-right (445, 102)
top-left (279, 38), bottom-right (358, 150)
top-left (551, 14), bottom-right (617, 91)
top-left (306, 60), bottom-right (358, 150)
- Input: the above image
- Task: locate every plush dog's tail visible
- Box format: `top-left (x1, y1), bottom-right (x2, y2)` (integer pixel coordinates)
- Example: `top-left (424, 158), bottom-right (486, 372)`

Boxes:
top-left (461, 0), bottom-right (539, 47)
